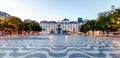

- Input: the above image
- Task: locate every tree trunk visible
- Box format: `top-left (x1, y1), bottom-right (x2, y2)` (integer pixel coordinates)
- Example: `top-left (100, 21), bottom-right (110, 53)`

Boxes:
top-left (107, 31), bottom-right (109, 37)
top-left (2, 29), bottom-right (4, 36)
top-left (92, 31), bottom-right (94, 36)
top-left (25, 31), bottom-right (28, 35)
top-left (114, 31), bottom-right (116, 37)
top-left (28, 31), bottom-right (30, 34)
top-left (99, 31), bottom-right (100, 36)
top-left (25, 31), bottom-right (26, 35)
top-left (9, 30), bottom-right (12, 36)
top-left (14, 30), bottom-right (15, 34)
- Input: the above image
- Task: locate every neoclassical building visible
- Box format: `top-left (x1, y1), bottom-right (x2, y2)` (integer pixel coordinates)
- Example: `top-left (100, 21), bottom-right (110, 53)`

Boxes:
top-left (40, 18), bottom-right (79, 33)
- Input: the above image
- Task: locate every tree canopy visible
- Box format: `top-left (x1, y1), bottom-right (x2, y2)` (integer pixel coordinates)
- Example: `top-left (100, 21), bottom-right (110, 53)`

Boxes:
top-left (0, 16), bottom-right (42, 35)
top-left (80, 8), bottom-right (120, 36)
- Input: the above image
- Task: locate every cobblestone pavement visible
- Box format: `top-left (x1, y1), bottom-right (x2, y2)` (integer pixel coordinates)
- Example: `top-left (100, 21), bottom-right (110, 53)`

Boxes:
top-left (0, 35), bottom-right (120, 58)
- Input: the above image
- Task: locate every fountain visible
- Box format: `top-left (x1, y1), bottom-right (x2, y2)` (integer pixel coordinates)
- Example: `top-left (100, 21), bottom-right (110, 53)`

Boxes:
top-left (49, 20), bottom-right (70, 35)
top-left (57, 20), bottom-right (61, 34)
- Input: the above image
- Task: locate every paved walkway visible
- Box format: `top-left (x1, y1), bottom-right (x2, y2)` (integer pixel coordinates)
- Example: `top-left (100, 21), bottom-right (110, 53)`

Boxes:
top-left (0, 35), bottom-right (120, 58)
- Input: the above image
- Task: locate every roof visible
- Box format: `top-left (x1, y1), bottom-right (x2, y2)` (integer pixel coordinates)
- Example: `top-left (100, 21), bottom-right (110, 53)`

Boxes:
top-left (40, 21), bottom-right (57, 24)
top-left (63, 18), bottom-right (70, 21)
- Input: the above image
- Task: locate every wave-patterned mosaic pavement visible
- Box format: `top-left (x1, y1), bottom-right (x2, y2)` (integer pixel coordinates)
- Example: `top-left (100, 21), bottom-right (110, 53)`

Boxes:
top-left (0, 35), bottom-right (120, 58)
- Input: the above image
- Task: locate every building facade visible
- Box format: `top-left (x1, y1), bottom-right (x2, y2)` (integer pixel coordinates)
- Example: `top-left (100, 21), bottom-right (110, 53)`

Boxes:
top-left (40, 18), bottom-right (79, 33)
top-left (40, 21), bottom-right (57, 32)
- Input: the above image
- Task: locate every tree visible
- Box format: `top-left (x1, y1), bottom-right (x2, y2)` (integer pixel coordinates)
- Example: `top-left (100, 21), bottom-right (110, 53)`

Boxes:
top-left (31, 21), bottom-right (42, 31)
top-left (80, 8), bottom-right (120, 36)
top-left (23, 20), bottom-right (42, 35)
top-left (96, 16), bottom-right (112, 36)
top-left (80, 22), bottom-right (90, 33)
top-left (0, 18), bottom-right (4, 35)
top-left (96, 9), bottom-right (120, 36)
top-left (23, 21), bottom-right (33, 34)
top-left (108, 11), bottom-right (120, 36)
top-left (80, 20), bottom-right (96, 35)
top-left (2, 16), bottom-right (24, 35)
top-left (87, 20), bottom-right (96, 35)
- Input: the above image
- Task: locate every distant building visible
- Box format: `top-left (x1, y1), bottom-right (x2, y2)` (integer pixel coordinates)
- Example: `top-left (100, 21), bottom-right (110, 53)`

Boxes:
top-left (111, 5), bottom-right (116, 13)
top-left (61, 18), bottom-right (79, 32)
top-left (40, 18), bottom-right (79, 33)
top-left (40, 20), bottom-right (57, 32)
top-left (98, 11), bottom-right (110, 17)
top-left (77, 18), bottom-right (83, 23)
top-left (0, 11), bottom-right (10, 18)
top-left (98, 5), bottom-right (116, 17)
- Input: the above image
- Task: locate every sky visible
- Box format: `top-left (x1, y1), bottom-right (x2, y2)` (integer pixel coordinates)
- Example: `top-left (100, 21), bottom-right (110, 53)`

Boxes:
top-left (0, 0), bottom-right (120, 22)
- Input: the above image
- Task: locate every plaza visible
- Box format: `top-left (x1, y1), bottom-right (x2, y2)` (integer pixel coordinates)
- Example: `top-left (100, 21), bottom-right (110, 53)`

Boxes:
top-left (0, 1), bottom-right (120, 58)
top-left (0, 34), bottom-right (120, 58)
